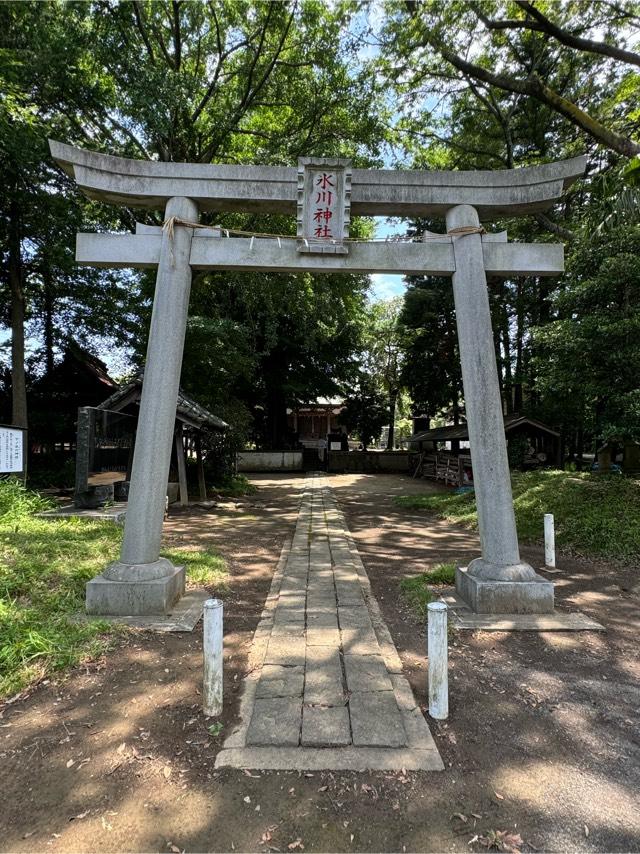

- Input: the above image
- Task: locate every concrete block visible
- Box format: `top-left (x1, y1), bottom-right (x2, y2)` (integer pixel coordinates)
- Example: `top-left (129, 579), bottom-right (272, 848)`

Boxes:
top-left (341, 628), bottom-right (379, 655)
top-left (85, 564), bottom-right (185, 616)
top-left (304, 648), bottom-right (344, 706)
top-left (344, 654), bottom-right (393, 693)
top-left (456, 566), bottom-right (554, 614)
top-left (264, 637), bottom-right (306, 667)
top-left (306, 627), bottom-right (341, 647)
top-left (302, 706), bottom-right (351, 747)
top-left (246, 698), bottom-right (302, 746)
top-left (349, 692), bottom-right (407, 748)
top-left (256, 665), bottom-right (305, 698)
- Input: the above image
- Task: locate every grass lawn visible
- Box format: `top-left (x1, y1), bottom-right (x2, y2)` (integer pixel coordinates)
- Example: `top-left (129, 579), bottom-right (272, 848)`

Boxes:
top-left (0, 479), bottom-right (227, 700)
top-left (399, 562), bottom-right (456, 615)
top-left (395, 470), bottom-right (640, 562)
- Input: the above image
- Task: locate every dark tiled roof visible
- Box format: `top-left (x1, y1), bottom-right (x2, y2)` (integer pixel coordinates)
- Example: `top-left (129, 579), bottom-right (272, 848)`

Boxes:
top-left (98, 378), bottom-right (227, 430)
top-left (410, 414), bottom-right (560, 443)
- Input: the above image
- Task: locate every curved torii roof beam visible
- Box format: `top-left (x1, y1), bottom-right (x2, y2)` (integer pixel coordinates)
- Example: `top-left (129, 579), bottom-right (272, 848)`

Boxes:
top-left (49, 140), bottom-right (585, 220)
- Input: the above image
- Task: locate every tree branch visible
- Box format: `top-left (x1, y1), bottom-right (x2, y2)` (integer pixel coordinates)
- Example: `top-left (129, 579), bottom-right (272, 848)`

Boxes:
top-left (534, 212), bottom-right (576, 241)
top-left (516, 0), bottom-right (640, 68)
top-left (413, 22), bottom-right (640, 157)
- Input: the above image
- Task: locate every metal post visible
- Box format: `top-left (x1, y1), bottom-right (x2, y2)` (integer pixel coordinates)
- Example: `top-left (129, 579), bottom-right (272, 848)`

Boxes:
top-left (427, 601), bottom-right (448, 720)
top-left (203, 598), bottom-right (223, 717)
top-left (544, 513), bottom-right (556, 568)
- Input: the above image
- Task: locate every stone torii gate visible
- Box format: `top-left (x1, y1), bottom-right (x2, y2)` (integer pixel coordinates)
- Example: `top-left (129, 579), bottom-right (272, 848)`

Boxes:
top-left (49, 140), bottom-right (585, 617)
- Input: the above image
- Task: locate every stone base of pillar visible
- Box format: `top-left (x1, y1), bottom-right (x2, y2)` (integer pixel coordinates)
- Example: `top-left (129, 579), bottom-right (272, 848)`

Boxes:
top-left (456, 566), bottom-right (554, 614)
top-left (86, 559), bottom-right (185, 616)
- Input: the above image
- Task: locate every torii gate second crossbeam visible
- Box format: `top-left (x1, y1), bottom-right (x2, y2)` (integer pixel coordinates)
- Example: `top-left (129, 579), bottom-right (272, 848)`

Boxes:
top-left (49, 140), bottom-right (586, 618)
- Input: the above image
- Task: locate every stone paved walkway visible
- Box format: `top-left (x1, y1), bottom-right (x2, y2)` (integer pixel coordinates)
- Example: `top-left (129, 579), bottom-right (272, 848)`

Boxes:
top-left (215, 473), bottom-right (443, 771)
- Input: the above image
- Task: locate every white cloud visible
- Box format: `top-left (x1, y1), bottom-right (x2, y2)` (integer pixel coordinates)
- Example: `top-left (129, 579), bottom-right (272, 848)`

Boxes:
top-left (369, 274), bottom-right (405, 302)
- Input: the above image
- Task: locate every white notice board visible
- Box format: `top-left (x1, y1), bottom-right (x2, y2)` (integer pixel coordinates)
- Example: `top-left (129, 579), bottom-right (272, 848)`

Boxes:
top-left (0, 425), bottom-right (25, 473)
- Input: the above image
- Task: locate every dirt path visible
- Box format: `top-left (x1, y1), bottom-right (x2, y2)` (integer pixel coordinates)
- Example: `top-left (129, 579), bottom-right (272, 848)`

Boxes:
top-left (1, 473), bottom-right (639, 853)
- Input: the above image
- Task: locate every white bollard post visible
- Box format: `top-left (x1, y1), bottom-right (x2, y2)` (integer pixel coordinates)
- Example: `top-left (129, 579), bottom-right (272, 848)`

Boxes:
top-left (544, 513), bottom-right (556, 568)
top-left (203, 598), bottom-right (223, 717)
top-left (427, 601), bottom-right (448, 720)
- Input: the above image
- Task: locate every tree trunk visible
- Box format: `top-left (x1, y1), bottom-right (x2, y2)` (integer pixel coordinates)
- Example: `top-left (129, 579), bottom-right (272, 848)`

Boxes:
top-left (514, 280), bottom-right (524, 412)
top-left (43, 263), bottom-right (55, 376)
top-left (9, 198), bottom-right (27, 429)
top-left (386, 389), bottom-right (397, 450)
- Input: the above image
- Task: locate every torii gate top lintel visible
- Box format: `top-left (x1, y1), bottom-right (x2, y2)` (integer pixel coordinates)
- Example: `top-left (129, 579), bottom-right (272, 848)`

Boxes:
top-left (57, 138), bottom-right (574, 619)
top-left (49, 140), bottom-right (585, 220)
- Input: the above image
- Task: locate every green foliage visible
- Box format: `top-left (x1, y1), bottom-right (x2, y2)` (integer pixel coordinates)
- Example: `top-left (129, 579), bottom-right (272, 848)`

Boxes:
top-left (395, 471), bottom-right (640, 562)
top-left (399, 564), bottom-right (455, 616)
top-left (212, 474), bottom-right (257, 498)
top-left (339, 374), bottom-right (388, 449)
top-left (0, 479), bottom-right (227, 698)
top-left (0, 477), bottom-right (51, 521)
top-left (534, 223), bottom-right (640, 443)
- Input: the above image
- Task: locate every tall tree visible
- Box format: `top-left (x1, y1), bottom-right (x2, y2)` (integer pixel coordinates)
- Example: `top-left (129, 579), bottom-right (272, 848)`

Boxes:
top-left (385, 0), bottom-right (640, 158)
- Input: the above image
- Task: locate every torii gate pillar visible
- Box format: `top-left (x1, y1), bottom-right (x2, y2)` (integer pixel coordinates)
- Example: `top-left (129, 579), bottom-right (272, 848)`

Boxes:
top-left (446, 205), bottom-right (553, 613)
top-left (86, 196), bottom-right (198, 615)
top-left (49, 140), bottom-right (585, 617)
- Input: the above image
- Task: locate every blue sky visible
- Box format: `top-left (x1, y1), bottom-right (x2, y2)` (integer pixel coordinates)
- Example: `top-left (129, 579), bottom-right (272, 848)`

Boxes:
top-left (369, 216), bottom-right (407, 302)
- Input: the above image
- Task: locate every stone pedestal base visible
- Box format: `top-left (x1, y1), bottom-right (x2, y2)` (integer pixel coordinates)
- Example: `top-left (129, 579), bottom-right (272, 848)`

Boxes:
top-left (456, 566), bottom-right (554, 614)
top-left (86, 561), bottom-right (185, 616)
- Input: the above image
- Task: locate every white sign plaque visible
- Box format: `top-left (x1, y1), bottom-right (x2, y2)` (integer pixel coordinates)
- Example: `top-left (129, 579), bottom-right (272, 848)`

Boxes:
top-left (297, 157), bottom-right (351, 254)
top-left (0, 426), bottom-right (24, 473)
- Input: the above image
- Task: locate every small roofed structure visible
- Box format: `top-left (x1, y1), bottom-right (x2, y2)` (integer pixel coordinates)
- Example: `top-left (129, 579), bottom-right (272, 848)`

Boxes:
top-left (409, 414), bottom-right (561, 486)
top-left (75, 377), bottom-right (227, 508)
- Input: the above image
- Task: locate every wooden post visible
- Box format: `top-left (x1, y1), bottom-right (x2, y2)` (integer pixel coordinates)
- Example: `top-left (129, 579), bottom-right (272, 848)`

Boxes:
top-left (175, 424), bottom-right (189, 506)
top-left (195, 433), bottom-right (207, 501)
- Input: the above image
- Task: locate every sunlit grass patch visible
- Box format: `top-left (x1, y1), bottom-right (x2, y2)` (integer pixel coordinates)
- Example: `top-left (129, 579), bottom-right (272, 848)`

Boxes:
top-left (400, 562), bottom-right (456, 616)
top-left (0, 479), bottom-right (227, 699)
top-left (395, 471), bottom-right (640, 562)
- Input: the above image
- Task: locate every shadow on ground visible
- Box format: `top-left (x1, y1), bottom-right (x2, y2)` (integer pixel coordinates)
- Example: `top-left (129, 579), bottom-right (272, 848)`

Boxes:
top-left (0, 473), bottom-right (638, 853)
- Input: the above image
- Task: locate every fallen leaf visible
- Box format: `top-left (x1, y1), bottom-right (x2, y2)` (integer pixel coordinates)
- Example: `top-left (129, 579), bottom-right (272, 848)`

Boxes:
top-left (163, 766), bottom-right (172, 780)
top-left (244, 796), bottom-right (251, 804)
top-left (585, 825), bottom-right (589, 838)
top-left (318, 785), bottom-right (328, 792)
top-left (288, 840), bottom-right (304, 851)
top-left (117, 742), bottom-right (127, 754)
top-left (494, 791), bottom-right (505, 800)
top-left (170, 846), bottom-right (181, 853)
top-left (66, 759), bottom-right (75, 768)
top-left (451, 813), bottom-right (468, 823)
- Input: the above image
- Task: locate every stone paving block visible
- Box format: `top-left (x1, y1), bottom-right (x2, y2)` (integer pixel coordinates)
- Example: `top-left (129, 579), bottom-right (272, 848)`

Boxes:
top-left (401, 706), bottom-right (434, 748)
top-left (344, 654), bottom-right (393, 693)
top-left (265, 636), bottom-right (306, 667)
top-left (341, 628), bottom-right (379, 655)
top-left (349, 691), bottom-right (407, 748)
top-left (336, 589), bottom-right (365, 607)
top-left (306, 627), bottom-right (341, 647)
top-left (279, 578), bottom-right (308, 594)
top-left (273, 609), bottom-right (305, 625)
top-left (256, 665), bottom-right (305, 698)
top-left (246, 697), bottom-right (302, 746)
top-left (304, 648), bottom-right (345, 706)
top-left (302, 706), bottom-right (351, 747)
top-left (389, 673), bottom-right (419, 711)
top-left (307, 611), bottom-right (339, 629)
top-left (278, 592), bottom-right (306, 606)
top-left (338, 607), bottom-right (373, 630)
top-left (271, 623), bottom-right (306, 638)
top-left (307, 594), bottom-right (337, 610)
